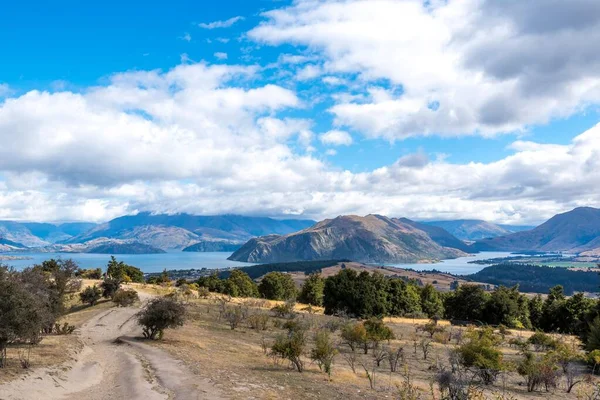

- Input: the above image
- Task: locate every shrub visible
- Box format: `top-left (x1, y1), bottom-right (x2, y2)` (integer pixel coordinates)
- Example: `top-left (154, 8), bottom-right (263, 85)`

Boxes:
top-left (53, 322), bottom-right (76, 335)
top-left (137, 298), bottom-right (186, 340)
top-left (364, 318), bottom-right (394, 350)
top-left (223, 270), bottom-right (259, 298)
top-left (80, 285), bottom-right (102, 306)
top-left (271, 299), bottom-right (296, 318)
top-left (528, 332), bottom-right (556, 351)
top-left (517, 351), bottom-right (560, 392)
top-left (455, 329), bottom-right (503, 385)
top-left (78, 268), bottom-right (103, 279)
top-left (271, 327), bottom-right (307, 372)
top-left (223, 306), bottom-right (245, 330)
top-left (100, 277), bottom-right (121, 299)
top-left (341, 321), bottom-right (368, 353)
top-left (197, 286), bottom-right (210, 299)
top-left (247, 313), bottom-right (270, 331)
top-left (112, 289), bottom-right (139, 307)
top-left (310, 330), bottom-right (337, 377)
top-left (420, 320), bottom-right (445, 338)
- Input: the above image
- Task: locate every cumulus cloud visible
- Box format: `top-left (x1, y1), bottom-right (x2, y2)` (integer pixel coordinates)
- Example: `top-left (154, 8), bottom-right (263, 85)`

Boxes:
top-left (199, 16), bottom-right (244, 29)
top-left (214, 52), bottom-right (228, 60)
top-left (250, 0), bottom-right (600, 140)
top-left (319, 130), bottom-right (353, 146)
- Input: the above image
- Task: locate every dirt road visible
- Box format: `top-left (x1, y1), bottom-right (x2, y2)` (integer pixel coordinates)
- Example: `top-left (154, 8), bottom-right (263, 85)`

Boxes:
top-left (0, 294), bottom-right (223, 400)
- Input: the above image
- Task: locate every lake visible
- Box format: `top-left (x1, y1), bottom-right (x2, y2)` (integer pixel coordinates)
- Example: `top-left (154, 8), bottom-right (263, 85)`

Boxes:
top-left (1, 251), bottom-right (254, 273)
top-left (384, 251), bottom-right (516, 275)
top-left (1, 251), bottom-right (509, 275)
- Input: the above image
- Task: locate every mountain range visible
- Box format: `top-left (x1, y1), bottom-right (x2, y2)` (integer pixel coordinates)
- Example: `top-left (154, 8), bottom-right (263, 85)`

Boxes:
top-left (228, 214), bottom-right (469, 263)
top-left (423, 220), bottom-right (534, 241)
top-left (472, 207), bottom-right (600, 253)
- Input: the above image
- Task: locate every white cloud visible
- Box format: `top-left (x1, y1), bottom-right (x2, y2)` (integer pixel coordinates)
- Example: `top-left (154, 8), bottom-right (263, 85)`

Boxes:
top-left (296, 64), bottom-right (322, 81)
top-left (199, 16), bottom-right (244, 29)
top-left (216, 37), bottom-right (230, 43)
top-left (325, 149), bottom-right (337, 156)
top-left (250, 0), bottom-right (600, 140)
top-left (0, 84), bottom-right (12, 97)
top-left (320, 130), bottom-right (353, 146)
top-left (214, 52), bottom-right (228, 60)
top-left (180, 33), bottom-right (192, 42)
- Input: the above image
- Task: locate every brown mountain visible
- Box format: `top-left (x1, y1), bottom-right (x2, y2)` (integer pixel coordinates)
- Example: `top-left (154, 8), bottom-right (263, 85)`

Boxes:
top-left (228, 214), bottom-right (468, 263)
top-left (473, 207), bottom-right (600, 252)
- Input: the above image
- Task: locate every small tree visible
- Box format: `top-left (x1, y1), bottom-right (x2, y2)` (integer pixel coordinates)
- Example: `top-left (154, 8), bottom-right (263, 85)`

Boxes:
top-left (80, 285), bottom-right (102, 306)
top-left (298, 273), bottom-right (325, 306)
top-left (364, 318), bottom-right (395, 351)
top-left (247, 312), bottom-right (270, 331)
top-left (137, 298), bottom-right (186, 340)
top-left (386, 346), bottom-right (404, 372)
top-left (271, 327), bottom-right (307, 372)
top-left (310, 330), bottom-right (337, 377)
top-left (112, 289), bottom-right (139, 307)
top-left (341, 321), bottom-right (368, 353)
top-left (223, 306), bottom-right (245, 330)
top-left (419, 338), bottom-right (432, 360)
top-left (456, 328), bottom-right (503, 385)
top-left (100, 277), bottom-right (121, 299)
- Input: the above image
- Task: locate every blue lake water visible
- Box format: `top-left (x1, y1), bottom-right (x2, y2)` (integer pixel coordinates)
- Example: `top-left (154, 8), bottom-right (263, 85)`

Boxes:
top-left (384, 251), bottom-right (515, 275)
top-left (1, 251), bottom-right (254, 273)
top-left (1, 251), bottom-right (510, 275)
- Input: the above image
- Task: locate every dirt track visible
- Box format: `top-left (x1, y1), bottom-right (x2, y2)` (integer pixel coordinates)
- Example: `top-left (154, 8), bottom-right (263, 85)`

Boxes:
top-left (0, 294), bottom-right (223, 400)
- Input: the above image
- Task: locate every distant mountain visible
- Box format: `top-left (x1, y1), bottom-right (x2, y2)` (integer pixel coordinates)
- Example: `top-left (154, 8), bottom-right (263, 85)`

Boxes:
top-left (397, 218), bottom-right (472, 253)
top-left (473, 207), bottom-right (600, 252)
top-left (0, 221), bottom-right (98, 247)
top-left (0, 237), bottom-right (28, 252)
top-left (183, 241), bottom-right (242, 252)
top-left (86, 242), bottom-right (165, 254)
top-left (228, 214), bottom-right (468, 263)
top-left (424, 220), bottom-right (534, 241)
top-left (68, 213), bottom-right (316, 250)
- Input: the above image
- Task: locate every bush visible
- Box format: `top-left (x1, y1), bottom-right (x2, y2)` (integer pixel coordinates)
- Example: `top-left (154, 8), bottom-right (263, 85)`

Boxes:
top-left (78, 268), bottom-right (103, 279)
top-left (528, 332), bottom-right (556, 351)
top-left (197, 286), bottom-right (210, 299)
top-left (271, 327), bottom-right (307, 372)
top-left (80, 285), bottom-right (102, 306)
top-left (364, 318), bottom-right (394, 350)
top-left (112, 289), bottom-right (139, 307)
top-left (310, 330), bottom-right (337, 377)
top-left (258, 272), bottom-right (297, 300)
top-left (271, 299), bottom-right (296, 318)
top-left (455, 329), bottom-right (503, 385)
top-left (223, 270), bottom-right (259, 298)
top-left (341, 321), bottom-right (368, 353)
top-left (247, 313), bottom-right (270, 331)
top-left (223, 306), bottom-right (245, 330)
top-left (137, 298), bottom-right (186, 340)
top-left (100, 277), bottom-right (121, 299)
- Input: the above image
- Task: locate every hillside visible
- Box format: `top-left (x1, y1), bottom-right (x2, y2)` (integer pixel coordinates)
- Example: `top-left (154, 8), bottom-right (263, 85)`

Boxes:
top-left (182, 241), bottom-right (242, 252)
top-left (473, 207), bottom-right (600, 252)
top-left (0, 237), bottom-right (27, 252)
top-left (228, 214), bottom-right (468, 263)
top-left (68, 213), bottom-right (315, 250)
top-left (424, 219), bottom-right (534, 241)
top-left (0, 221), bottom-right (97, 247)
top-left (396, 218), bottom-right (472, 252)
top-left (85, 242), bottom-right (166, 254)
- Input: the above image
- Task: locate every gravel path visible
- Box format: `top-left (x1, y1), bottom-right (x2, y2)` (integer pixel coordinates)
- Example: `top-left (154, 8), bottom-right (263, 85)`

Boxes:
top-left (0, 294), bottom-right (223, 400)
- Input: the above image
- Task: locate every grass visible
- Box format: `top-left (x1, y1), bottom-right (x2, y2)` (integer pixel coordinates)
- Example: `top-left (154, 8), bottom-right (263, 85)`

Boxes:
top-left (144, 293), bottom-right (599, 400)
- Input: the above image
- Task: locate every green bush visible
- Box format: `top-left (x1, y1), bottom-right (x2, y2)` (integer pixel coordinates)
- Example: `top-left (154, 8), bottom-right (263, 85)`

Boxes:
top-left (258, 272), bottom-right (297, 300)
top-left (456, 329), bottom-right (503, 385)
top-left (137, 298), bottom-right (186, 340)
top-left (310, 330), bottom-right (337, 377)
top-left (112, 289), bottom-right (139, 307)
top-left (298, 273), bottom-right (325, 306)
top-left (271, 327), bottom-right (307, 372)
top-left (80, 285), bottom-right (102, 306)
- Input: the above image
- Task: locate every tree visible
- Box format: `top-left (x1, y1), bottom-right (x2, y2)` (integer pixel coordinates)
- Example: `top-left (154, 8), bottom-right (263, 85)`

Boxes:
top-left (80, 285), bottom-right (102, 306)
top-left (323, 269), bottom-right (388, 317)
top-left (364, 318), bottom-right (394, 351)
top-left (196, 273), bottom-right (224, 292)
top-left (77, 268), bottom-right (103, 279)
top-left (298, 273), bottom-right (325, 306)
top-left (444, 284), bottom-right (489, 322)
top-left (223, 270), bottom-right (259, 298)
top-left (258, 272), bottom-right (297, 300)
top-left (137, 298), bottom-right (186, 340)
top-left (420, 284), bottom-right (444, 318)
top-left (310, 330), bottom-right (337, 377)
top-left (529, 294), bottom-right (544, 329)
top-left (106, 256), bottom-right (143, 283)
top-left (387, 279), bottom-right (422, 316)
top-left (484, 285), bottom-right (522, 327)
top-left (0, 267), bottom-right (46, 367)
top-left (340, 321), bottom-right (368, 353)
top-left (586, 317), bottom-right (600, 352)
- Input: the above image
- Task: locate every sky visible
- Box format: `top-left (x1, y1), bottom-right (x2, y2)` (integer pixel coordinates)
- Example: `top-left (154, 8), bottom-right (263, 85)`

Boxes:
top-left (1, 0), bottom-right (600, 225)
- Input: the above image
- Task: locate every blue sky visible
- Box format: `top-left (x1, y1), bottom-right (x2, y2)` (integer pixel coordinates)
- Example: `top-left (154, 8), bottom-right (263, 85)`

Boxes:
top-left (1, 0), bottom-right (600, 224)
